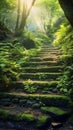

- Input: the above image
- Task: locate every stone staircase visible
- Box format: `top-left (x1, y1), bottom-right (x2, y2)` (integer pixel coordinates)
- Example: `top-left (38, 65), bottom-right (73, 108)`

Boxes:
top-left (0, 45), bottom-right (71, 130)
top-left (15, 45), bottom-right (63, 94)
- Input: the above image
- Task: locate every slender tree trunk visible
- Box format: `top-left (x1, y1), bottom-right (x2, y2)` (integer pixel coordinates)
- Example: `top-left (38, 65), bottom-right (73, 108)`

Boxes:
top-left (15, 0), bottom-right (20, 31)
top-left (58, 0), bottom-right (73, 27)
top-left (19, 0), bottom-right (36, 34)
top-left (26, 0), bottom-right (36, 20)
top-left (19, 0), bottom-right (26, 31)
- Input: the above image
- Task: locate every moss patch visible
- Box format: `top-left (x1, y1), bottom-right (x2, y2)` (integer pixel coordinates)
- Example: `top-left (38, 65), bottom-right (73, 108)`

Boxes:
top-left (21, 113), bottom-right (35, 122)
top-left (37, 115), bottom-right (51, 128)
top-left (0, 109), bottom-right (35, 122)
top-left (41, 107), bottom-right (67, 116)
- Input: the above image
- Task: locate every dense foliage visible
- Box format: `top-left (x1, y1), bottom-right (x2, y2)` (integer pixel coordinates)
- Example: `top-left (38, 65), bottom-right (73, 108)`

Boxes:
top-left (0, 1), bottom-right (73, 129)
top-left (54, 21), bottom-right (73, 100)
top-left (0, 35), bottom-right (41, 91)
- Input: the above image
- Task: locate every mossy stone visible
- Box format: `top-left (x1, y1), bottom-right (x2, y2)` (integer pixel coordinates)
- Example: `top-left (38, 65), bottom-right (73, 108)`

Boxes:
top-left (41, 106), bottom-right (69, 122)
top-left (37, 115), bottom-right (51, 128)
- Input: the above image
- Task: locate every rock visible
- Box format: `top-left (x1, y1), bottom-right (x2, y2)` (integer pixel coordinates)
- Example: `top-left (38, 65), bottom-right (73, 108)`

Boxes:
top-left (0, 122), bottom-right (5, 127)
top-left (51, 122), bottom-right (63, 128)
top-left (52, 88), bottom-right (58, 93)
top-left (1, 98), bottom-right (10, 102)
top-left (12, 98), bottom-right (19, 104)
top-left (41, 106), bottom-right (69, 122)
top-left (2, 101), bottom-right (11, 106)
top-left (0, 98), bottom-right (11, 106)
top-left (17, 88), bottom-right (24, 92)
top-left (7, 122), bottom-right (15, 128)
top-left (26, 101), bottom-right (33, 107)
top-left (32, 103), bottom-right (40, 108)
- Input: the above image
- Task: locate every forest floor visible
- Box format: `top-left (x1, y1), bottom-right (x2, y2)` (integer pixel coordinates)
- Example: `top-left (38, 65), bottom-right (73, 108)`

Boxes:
top-left (0, 44), bottom-right (73, 130)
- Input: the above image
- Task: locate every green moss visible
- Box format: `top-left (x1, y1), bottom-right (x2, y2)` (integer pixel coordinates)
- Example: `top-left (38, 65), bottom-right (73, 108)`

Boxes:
top-left (0, 109), bottom-right (35, 122)
top-left (23, 80), bottom-right (58, 94)
top-left (41, 107), bottom-right (67, 116)
top-left (0, 109), bottom-right (10, 119)
top-left (37, 115), bottom-right (51, 127)
top-left (21, 113), bottom-right (35, 122)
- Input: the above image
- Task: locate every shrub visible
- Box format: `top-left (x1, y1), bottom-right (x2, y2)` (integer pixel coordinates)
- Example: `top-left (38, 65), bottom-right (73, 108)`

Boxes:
top-left (57, 65), bottom-right (73, 100)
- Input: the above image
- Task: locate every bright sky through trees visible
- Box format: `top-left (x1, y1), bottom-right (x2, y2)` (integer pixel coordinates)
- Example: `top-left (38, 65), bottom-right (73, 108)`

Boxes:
top-left (26, 0), bottom-right (63, 32)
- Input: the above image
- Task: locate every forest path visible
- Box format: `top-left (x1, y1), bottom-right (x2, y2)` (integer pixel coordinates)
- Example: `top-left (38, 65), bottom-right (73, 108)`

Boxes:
top-left (0, 44), bottom-right (71, 130)
top-left (11, 44), bottom-right (63, 94)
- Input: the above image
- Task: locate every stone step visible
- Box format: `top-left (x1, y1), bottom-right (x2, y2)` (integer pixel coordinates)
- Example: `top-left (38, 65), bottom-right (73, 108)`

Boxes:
top-left (29, 55), bottom-right (60, 62)
top-left (41, 46), bottom-right (59, 50)
top-left (0, 93), bottom-right (70, 108)
top-left (40, 51), bottom-right (60, 54)
top-left (23, 66), bottom-right (63, 73)
top-left (19, 72), bottom-right (62, 81)
top-left (0, 106), bottom-right (70, 129)
top-left (38, 49), bottom-right (60, 52)
top-left (22, 61), bottom-right (62, 67)
top-left (29, 57), bottom-right (55, 62)
top-left (10, 80), bottom-right (58, 94)
top-left (37, 54), bottom-right (60, 57)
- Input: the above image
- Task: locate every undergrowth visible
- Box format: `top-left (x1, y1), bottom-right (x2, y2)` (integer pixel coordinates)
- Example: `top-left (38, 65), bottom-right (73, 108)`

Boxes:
top-left (0, 35), bottom-right (41, 90)
top-left (53, 21), bottom-right (73, 101)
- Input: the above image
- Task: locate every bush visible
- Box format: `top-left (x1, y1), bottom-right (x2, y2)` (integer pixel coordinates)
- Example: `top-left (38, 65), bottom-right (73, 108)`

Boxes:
top-left (20, 31), bottom-right (42, 49)
top-left (53, 21), bottom-right (73, 102)
top-left (57, 65), bottom-right (73, 99)
top-left (0, 42), bottom-right (21, 89)
top-left (0, 41), bottom-right (41, 91)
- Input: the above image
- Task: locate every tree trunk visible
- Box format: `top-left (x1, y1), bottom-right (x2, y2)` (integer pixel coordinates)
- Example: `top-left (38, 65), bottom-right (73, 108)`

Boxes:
top-left (19, 0), bottom-right (36, 34)
top-left (15, 0), bottom-right (20, 32)
top-left (58, 0), bottom-right (73, 27)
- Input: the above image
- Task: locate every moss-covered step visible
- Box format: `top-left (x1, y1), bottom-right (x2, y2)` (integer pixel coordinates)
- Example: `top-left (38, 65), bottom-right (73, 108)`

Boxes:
top-left (38, 49), bottom-right (61, 54)
top-left (29, 55), bottom-right (61, 62)
top-left (0, 93), bottom-right (71, 108)
top-left (24, 66), bottom-right (63, 73)
top-left (0, 109), bottom-right (51, 129)
top-left (36, 115), bottom-right (51, 129)
top-left (0, 109), bottom-right (36, 122)
top-left (41, 47), bottom-right (59, 50)
top-left (19, 72), bottom-right (62, 81)
top-left (29, 57), bottom-right (55, 62)
top-left (37, 54), bottom-right (60, 59)
top-left (10, 80), bottom-right (58, 94)
top-left (41, 106), bottom-right (70, 122)
top-left (39, 47), bottom-right (60, 50)
top-left (22, 61), bottom-right (62, 67)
